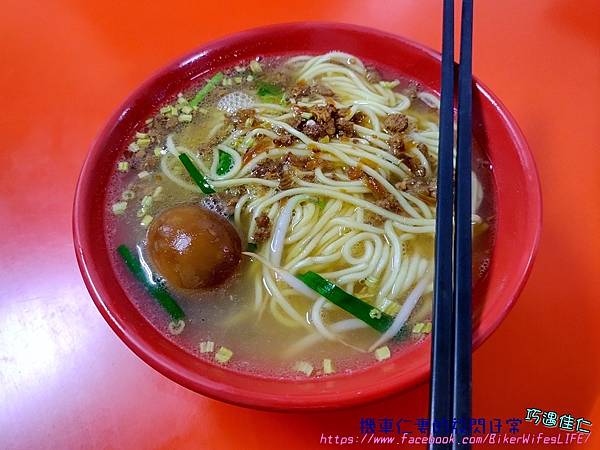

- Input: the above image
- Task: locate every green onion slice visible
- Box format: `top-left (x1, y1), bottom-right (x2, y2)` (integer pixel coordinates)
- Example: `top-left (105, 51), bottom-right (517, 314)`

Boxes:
top-left (216, 150), bottom-right (233, 176)
top-left (117, 245), bottom-right (185, 321)
top-left (297, 271), bottom-right (393, 333)
top-left (189, 72), bottom-right (224, 107)
top-left (178, 153), bottom-right (216, 194)
top-left (310, 197), bottom-right (327, 210)
top-left (256, 81), bottom-right (284, 103)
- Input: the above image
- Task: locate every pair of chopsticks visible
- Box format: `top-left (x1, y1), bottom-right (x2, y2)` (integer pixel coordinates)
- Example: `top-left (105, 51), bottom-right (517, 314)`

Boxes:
top-left (428, 0), bottom-right (473, 449)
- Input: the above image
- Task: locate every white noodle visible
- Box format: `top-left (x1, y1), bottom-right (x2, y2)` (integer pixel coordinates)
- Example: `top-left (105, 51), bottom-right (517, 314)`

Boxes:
top-left (153, 52), bottom-right (486, 354)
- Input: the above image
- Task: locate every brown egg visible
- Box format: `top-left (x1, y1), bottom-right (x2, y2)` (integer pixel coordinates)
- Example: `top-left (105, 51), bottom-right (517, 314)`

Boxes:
top-left (147, 204), bottom-right (242, 290)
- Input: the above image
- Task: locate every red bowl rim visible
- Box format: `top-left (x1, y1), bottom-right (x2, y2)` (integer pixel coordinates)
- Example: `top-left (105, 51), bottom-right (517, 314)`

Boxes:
top-left (73, 22), bottom-right (542, 411)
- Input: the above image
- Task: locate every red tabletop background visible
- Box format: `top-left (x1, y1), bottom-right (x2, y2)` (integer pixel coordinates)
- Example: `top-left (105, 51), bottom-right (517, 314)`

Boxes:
top-left (1, 1), bottom-right (599, 449)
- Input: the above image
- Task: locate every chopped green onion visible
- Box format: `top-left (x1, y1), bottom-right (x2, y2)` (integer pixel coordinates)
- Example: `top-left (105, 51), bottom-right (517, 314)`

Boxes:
top-left (297, 271), bottom-right (393, 333)
top-left (141, 195), bottom-right (153, 208)
top-left (116, 245), bottom-right (185, 321)
top-left (323, 358), bottom-right (335, 375)
top-left (137, 137), bottom-right (151, 149)
top-left (121, 190), bottom-right (135, 201)
top-left (369, 308), bottom-right (382, 319)
top-left (128, 142), bottom-right (140, 153)
top-left (178, 114), bottom-right (193, 123)
top-left (199, 341), bottom-right (215, 353)
top-left (178, 153), bottom-right (215, 194)
top-left (189, 72), bottom-right (224, 108)
top-left (256, 81), bottom-right (284, 103)
top-left (249, 60), bottom-right (262, 74)
top-left (246, 75), bottom-right (254, 82)
top-left (117, 161), bottom-right (129, 172)
top-left (294, 361), bottom-right (314, 376)
top-left (241, 137), bottom-right (255, 149)
top-left (412, 322), bottom-right (425, 333)
top-left (112, 201), bottom-right (128, 215)
top-left (310, 197), bottom-right (326, 210)
top-left (380, 80), bottom-right (400, 89)
top-left (160, 106), bottom-right (171, 114)
top-left (180, 105), bottom-right (193, 115)
top-left (168, 319), bottom-right (185, 335)
top-left (140, 214), bottom-right (153, 227)
top-left (257, 82), bottom-right (282, 97)
top-left (153, 146), bottom-right (162, 156)
top-left (374, 345), bottom-right (391, 361)
top-left (216, 151), bottom-right (233, 175)
top-left (215, 346), bottom-right (233, 364)
top-left (411, 322), bottom-right (432, 334)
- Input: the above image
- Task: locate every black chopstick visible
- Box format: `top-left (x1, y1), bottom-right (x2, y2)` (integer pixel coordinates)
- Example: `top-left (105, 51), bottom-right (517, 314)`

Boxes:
top-left (452, 0), bottom-right (473, 448)
top-left (428, 1), bottom-right (474, 449)
top-left (429, 0), bottom-right (455, 447)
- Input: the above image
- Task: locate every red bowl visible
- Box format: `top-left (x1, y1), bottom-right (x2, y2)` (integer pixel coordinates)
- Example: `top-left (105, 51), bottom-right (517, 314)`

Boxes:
top-left (73, 22), bottom-right (541, 411)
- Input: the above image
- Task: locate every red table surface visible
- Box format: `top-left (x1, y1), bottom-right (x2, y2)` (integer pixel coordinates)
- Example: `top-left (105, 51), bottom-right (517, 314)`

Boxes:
top-left (1, 1), bottom-right (599, 449)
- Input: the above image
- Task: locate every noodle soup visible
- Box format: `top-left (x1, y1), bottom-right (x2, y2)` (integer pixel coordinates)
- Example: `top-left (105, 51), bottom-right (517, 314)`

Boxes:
top-left (106, 52), bottom-right (492, 378)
